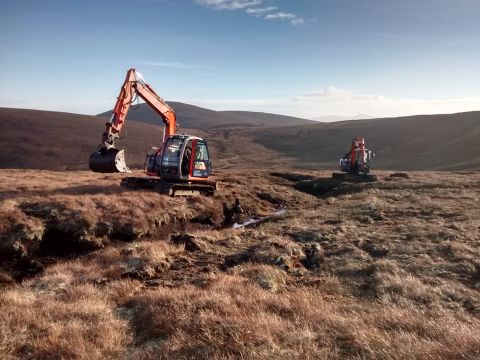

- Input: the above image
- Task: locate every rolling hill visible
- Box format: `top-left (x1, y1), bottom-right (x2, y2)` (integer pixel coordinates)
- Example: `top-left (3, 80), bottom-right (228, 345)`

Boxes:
top-left (1, 107), bottom-right (479, 171)
top-left (97, 102), bottom-right (315, 129)
top-left (0, 108), bottom-right (190, 171)
top-left (252, 111), bottom-right (480, 171)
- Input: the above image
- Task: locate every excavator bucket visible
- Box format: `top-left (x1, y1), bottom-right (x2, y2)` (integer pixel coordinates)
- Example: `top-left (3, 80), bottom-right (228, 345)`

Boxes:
top-left (89, 148), bottom-right (130, 173)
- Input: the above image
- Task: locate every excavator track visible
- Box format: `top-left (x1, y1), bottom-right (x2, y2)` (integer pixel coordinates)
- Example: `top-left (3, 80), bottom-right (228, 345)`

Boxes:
top-left (120, 177), bottom-right (216, 196)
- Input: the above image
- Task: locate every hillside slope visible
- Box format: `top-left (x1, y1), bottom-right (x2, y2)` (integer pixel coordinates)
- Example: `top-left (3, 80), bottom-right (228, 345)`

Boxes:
top-left (1, 107), bottom-right (480, 171)
top-left (253, 111), bottom-right (480, 171)
top-left (0, 107), bottom-right (268, 171)
top-left (0, 108), bottom-right (184, 170)
top-left (97, 102), bottom-right (315, 129)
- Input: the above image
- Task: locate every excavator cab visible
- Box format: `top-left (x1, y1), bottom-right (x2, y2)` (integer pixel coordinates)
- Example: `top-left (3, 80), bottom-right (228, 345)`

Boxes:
top-left (146, 135), bottom-right (211, 180)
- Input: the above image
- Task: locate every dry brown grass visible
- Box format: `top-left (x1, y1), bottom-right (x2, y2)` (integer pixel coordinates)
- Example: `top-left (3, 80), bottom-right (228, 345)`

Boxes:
top-left (125, 273), bottom-right (480, 359)
top-left (1, 169), bottom-right (480, 359)
top-left (0, 284), bottom-right (131, 359)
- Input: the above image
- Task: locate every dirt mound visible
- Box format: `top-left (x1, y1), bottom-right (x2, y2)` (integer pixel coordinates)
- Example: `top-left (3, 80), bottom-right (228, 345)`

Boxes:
top-left (0, 169), bottom-right (296, 281)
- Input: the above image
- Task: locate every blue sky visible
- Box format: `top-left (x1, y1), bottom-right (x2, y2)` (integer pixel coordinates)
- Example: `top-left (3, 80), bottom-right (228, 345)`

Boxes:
top-left (0, 0), bottom-right (479, 119)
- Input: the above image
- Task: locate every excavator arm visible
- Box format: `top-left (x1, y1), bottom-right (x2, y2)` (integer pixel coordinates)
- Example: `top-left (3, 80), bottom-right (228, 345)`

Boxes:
top-left (90, 68), bottom-right (177, 173)
top-left (102, 68), bottom-right (177, 149)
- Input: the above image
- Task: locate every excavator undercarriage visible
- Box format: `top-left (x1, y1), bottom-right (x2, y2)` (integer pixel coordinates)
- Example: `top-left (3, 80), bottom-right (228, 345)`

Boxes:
top-left (120, 177), bottom-right (217, 196)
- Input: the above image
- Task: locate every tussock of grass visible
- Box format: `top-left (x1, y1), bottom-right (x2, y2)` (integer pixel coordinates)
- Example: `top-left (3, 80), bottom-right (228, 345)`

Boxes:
top-left (231, 264), bottom-right (287, 292)
top-left (0, 284), bottom-right (130, 359)
top-left (125, 273), bottom-right (480, 359)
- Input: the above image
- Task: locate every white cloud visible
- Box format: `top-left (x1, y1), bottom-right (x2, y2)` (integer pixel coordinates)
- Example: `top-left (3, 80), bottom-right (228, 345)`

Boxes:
top-left (292, 89), bottom-right (480, 118)
top-left (264, 11), bottom-right (296, 20)
top-left (181, 87), bottom-right (480, 120)
top-left (139, 61), bottom-right (206, 69)
top-left (245, 6), bottom-right (277, 16)
top-left (263, 11), bottom-right (305, 26)
top-left (4, 88), bottom-right (479, 119)
top-left (195, 0), bottom-right (308, 26)
top-left (195, 0), bottom-right (262, 10)
top-left (291, 18), bottom-right (305, 26)
top-left (296, 87), bottom-right (385, 101)
top-left (78, 59), bottom-right (207, 70)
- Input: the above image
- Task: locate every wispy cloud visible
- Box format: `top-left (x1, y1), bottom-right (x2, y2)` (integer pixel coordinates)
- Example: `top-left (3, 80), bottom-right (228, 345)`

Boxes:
top-left (264, 12), bottom-right (295, 20)
top-left (182, 87), bottom-right (480, 119)
top-left (296, 87), bottom-right (385, 102)
top-left (291, 18), bottom-right (305, 26)
top-left (263, 11), bottom-right (306, 26)
top-left (139, 61), bottom-right (208, 69)
top-left (195, 0), bottom-right (308, 26)
top-left (77, 59), bottom-right (208, 70)
top-left (245, 6), bottom-right (277, 16)
top-left (195, 0), bottom-right (261, 10)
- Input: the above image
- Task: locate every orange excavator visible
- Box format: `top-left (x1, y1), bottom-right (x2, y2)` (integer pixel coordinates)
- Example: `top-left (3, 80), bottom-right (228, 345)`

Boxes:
top-left (89, 68), bottom-right (216, 196)
top-left (333, 137), bottom-right (377, 181)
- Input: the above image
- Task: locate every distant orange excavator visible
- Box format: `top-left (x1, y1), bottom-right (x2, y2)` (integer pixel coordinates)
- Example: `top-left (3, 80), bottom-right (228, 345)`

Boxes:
top-left (89, 68), bottom-right (216, 196)
top-left (333, 137), bottom-right (376, 181)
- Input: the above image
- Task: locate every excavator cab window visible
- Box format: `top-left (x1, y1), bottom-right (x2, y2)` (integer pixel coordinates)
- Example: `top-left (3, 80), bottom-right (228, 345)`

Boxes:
top-left (160, 137), bottom-right (184, 177)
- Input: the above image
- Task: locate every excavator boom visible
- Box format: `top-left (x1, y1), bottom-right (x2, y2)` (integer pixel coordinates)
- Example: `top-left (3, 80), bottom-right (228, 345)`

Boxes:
top-left (89, 68), bottom-right (176, 173)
